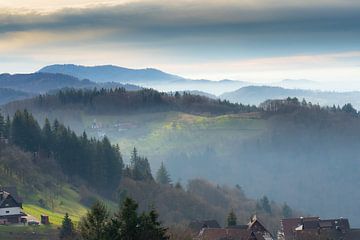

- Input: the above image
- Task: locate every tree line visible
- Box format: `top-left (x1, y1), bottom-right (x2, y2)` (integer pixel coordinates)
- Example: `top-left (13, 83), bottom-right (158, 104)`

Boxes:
top-left (260, 97), bottom-right (359, 115)
top-left (60, 197), bottom-right (168, 240)
top-left (0, 109), bottom-right (169, 193)
top-left (34, 88), bottom-right (258, 115)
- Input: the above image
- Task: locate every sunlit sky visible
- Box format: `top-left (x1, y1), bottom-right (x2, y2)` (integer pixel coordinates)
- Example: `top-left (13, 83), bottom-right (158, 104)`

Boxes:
top-left (1, 0), bottom-right (360, 85)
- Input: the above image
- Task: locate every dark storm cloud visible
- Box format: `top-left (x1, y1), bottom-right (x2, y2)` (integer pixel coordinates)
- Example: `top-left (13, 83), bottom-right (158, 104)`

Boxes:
top-left (1, 1), bottom-right (360, 55)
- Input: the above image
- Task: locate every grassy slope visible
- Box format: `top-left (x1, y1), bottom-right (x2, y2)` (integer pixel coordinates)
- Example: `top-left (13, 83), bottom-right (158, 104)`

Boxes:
top-left (23, 185), bottom-right (88, 225)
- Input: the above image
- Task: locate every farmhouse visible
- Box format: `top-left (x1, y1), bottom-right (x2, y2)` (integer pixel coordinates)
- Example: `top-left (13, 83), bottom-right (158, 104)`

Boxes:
top-left (0, 190), bottom-right (26, 224)
top-left (195, 215), bottom-right (274, 240)
top-left (278, 217), bottom-right (360, 240)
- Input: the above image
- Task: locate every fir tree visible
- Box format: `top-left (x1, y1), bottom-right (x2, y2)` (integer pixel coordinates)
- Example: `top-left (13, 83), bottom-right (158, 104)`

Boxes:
top-left (79, 201), bottom-right (109, 240)
top-left (156, 162), bottom-right (171, 185)
top-left (107, 197), bottom-right (169, 240)
top-left (260, 196), bottom-right (272, 214)
top-left (59, 213), bottom-right (75, 239)
top-left (0, 112), bottom-right (4, 137)
top-left (282, 203), bottom-right (292, 218)
top-left (227, 209), bottom-right (237, 227)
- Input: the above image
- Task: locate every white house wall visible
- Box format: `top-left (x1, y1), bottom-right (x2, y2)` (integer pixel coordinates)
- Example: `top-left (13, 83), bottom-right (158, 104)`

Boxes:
top-left (0, 207), bottom-right (21, 216)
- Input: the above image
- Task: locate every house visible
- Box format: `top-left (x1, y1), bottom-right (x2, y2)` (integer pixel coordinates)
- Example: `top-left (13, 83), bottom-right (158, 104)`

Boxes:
top-left (197, 228), bottom-right (266, 240)
top-left (189, 220), bottom-right (221, 235)
top-left (0, 190), bottom-right (26, 224)
top-left (278, 217), bottom-right (353, 240)
top-left (195, 215), bottom-right (274, 240)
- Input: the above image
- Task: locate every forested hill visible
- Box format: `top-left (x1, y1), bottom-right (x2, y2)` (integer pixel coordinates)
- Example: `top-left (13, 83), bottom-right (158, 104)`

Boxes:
top-left (3, 88), bottom-right (258, 115)
top-left (0, 110), bottom-right (291, 234)
top-left (0, 72), bottom-right (141, 103)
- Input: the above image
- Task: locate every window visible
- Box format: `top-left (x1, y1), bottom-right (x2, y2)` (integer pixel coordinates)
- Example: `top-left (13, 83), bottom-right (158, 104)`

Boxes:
top-left (5, 211), bottom-right (9, 214)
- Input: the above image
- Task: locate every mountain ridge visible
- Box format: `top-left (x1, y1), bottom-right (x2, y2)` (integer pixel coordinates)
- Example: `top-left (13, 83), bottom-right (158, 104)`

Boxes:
top-left (221, 85), bottom-right (360, 109)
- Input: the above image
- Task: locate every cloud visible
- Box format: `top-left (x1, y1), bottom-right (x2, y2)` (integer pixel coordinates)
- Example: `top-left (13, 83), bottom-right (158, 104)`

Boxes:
top-left (0, 0), bottom-right (360, 81)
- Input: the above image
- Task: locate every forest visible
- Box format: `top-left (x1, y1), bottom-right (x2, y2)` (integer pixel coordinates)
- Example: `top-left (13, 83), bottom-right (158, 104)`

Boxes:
top-left (0, 108), bottom-right (293, 238)
top-left (5, 88), bottom-right (258, 116)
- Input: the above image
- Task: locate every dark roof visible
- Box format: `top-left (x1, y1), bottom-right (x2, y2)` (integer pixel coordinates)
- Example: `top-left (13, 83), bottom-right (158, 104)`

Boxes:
top-left (281, 217), bottom-right (320, 240)
top-left (2, 187), bottom-right (22, 203)
top-left (282, 217), bottom-right (352, 240)
top-left (198, 228), bottom-right (265, 240)
top-left (189, 220), bottom-right (221, 233)
top-left (226, 225), bottom-right (249, 230)
top-left (0, 191), bottom-right (21, 208)
top-left (344, 229), bottom-right (360, 240)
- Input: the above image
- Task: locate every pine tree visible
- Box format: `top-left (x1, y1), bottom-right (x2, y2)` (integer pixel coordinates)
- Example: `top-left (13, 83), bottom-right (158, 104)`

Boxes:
top-left (42, 118), bottom-right (53, 155)
top-left (260, 196), bottom-right (272, 214)
top-left (0, 113), bottom-right (4, 137)
top-left (138, 208), bottom-right (169, 240)
top-left (174, 181), bottom-right (183, 190)
top-left (79, 201), bottom-right (109, 240)
top-left (156, 162), bottom-right (171, 185)
top-left (3, 116), bottom-right (10, 139)
top-left (282, 203), bottom-right (292, 218)
top-left (227, 210), bottom-right (237, 227)
top-left (107, 197), bottom-right (169, 240)
top-left (130, 148), bottom-right (153, 181)
top-left (117, 197), bottom-right (139, 240)
top-left (60, 213), bottom-right (75, 239)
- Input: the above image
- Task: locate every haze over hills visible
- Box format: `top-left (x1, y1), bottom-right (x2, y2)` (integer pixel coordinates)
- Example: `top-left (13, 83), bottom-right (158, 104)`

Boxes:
top-left (3, 89), bottom-right (360, 227)
top-left (0, 72), bottom-right (141, 104)
top-left (0, 88), bottom-right (34, 105)
top-left (221, 86), bottom-right (360, 109)
top-left (39, 64), bottom-right (183, 83)
top-left (38, 64), bottom-right (251, 95)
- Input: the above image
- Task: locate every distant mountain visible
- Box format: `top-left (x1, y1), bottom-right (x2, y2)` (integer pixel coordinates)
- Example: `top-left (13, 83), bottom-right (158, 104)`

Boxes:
top-left (0, 88), bottom-right (34, 105)
top-left (38, 64), bottom-right (250, 95)
top-left (0, 72), bottom-right (94, 93)
top-left (39, 64), bottom-right (183, 83)
top-left (0, 72), bottom-right (141, 104)
top-left (274, 79), bottom-right (320, 89)
top-left (221, 86), bottom-right (360, 109)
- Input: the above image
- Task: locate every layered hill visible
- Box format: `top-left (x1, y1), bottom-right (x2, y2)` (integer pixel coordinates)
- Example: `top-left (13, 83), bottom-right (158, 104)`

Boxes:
top-left (38, 64), bottom-right (250, 95)
top-left (221, 86), bottom-right (360, 109)
top-left (0, 108), bottom-right (290, 236)
top-left (0, 88), bottom-right (34, 105)
top-left (3, 90), bottom-right (360, 227)
top-left (0, 72), bottom-right (141, 105)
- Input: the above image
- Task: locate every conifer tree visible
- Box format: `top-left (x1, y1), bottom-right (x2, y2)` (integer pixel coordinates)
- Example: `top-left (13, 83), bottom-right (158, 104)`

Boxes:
top-left (156, 162), bottom-right (171, 185)
top-left (3, 115), bottom-right (10, 139)
top-left (260, 196), bottom-right (272, 214)
top-left (79, 201), bottom-right (109, 240)
top-left (282, 203), bottom-right (292, 218)
top-left (107, 197), bottom-right (169, 240)
top-left (60, 213), bottom-right (75, 239)
top-left (0, 113), bottom-right (4, 137)
top-left (227, 210), bottom-right (237, 227)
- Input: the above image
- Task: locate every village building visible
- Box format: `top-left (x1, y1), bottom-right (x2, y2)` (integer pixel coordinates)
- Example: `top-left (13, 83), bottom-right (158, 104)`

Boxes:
top-left (194, 215), bottom-right (274, 240)
top-left (0, 190), bottom-right (26, 224)
top-left (278, 217), bottom-right (360, 240)
top-left (189, 220), bottom-right (221, 235)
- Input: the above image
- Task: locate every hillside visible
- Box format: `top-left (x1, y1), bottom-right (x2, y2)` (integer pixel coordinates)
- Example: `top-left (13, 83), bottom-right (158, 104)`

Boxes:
top-left (0, 72), bottom-right (141, 105)
top-left (3, 88), bottom-right (256, 117)
top-left (221, 86), bottom-right (360, 109)
top-left (0, 108), bottom-right (291, 238)
top-left (4, 92), bottom-right (360, 227)
top-left (39, 64), bottom-right (183, 83)
top-left (38, 64), bottom-right (250, 95)
top-left (0, 88), bottom-right (34, 105)
top-left (0, 72), bottom-right (94, 93)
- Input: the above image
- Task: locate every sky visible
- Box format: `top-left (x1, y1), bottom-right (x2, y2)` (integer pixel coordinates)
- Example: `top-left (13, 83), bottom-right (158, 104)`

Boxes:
top-left (1, 0), bottom-right (360, 85)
